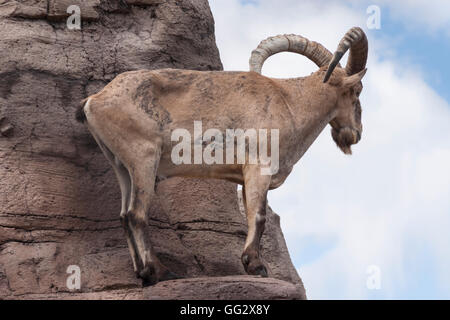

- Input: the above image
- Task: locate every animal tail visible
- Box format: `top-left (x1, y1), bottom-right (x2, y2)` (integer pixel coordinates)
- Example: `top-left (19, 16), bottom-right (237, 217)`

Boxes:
top-left (75, 98), bottom-right (88, 123)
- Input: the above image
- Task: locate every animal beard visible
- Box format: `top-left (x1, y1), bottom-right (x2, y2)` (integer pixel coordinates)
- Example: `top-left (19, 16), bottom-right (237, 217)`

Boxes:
top-left (331, 127), bottom-right (358, 155)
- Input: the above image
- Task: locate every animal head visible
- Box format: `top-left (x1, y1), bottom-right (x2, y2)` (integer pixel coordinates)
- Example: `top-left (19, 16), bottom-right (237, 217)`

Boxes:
top-left (325, 67), bottom-right (366, 154)
top-left (249, 27), bottom-right (368, 154)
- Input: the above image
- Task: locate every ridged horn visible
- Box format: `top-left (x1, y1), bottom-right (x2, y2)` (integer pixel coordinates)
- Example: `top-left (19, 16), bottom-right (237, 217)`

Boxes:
top-left (323, 27), bottom-right (368, 83)
top-left (249, 34), bottom-right (333, 74)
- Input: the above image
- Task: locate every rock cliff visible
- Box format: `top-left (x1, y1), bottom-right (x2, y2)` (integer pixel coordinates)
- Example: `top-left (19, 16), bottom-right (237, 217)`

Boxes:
top-left (0, 0), bottom-right (305, 299)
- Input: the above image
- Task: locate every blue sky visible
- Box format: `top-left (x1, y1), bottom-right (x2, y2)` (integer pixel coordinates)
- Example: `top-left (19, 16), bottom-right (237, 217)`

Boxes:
top-left (370, 4), bottom-right (450, 102)
top-left (210, 0), bottom-right (450, 299)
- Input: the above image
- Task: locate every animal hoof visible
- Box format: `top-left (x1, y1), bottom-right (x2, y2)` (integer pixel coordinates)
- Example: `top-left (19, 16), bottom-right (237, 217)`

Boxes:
top-left (254, 264), bottom-right (268, 277)
top-left (139, 265), bottom-right (157, 286)
top-left (141, 278), bottom-right (153, 287)
top-left (243, 255), bottom-right (269, 277)
top-left (138, 264), bottom-right (180, 286)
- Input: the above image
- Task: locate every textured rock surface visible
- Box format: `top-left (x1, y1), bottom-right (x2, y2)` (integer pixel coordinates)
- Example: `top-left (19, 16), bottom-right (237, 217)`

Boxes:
top-left (0, 0), bottom-right (305, 299)
top-left (5, 276), bottom-right (305, 300)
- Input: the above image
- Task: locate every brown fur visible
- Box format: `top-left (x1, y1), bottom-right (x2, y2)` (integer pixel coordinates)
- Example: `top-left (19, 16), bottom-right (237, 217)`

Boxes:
top-left (77, 66), bottom-right (367, 285)
top-left (75, 98), bottom-right (88, 123)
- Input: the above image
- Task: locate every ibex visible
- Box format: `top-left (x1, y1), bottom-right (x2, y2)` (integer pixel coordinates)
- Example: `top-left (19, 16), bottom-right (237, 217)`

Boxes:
top-left (76, 27), bottom-right (368, 285)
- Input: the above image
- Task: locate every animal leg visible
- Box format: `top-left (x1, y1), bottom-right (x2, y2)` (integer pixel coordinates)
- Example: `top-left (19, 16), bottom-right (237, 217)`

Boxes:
top-left (89, 131), bottom-right (139, 273)
top-left (122, 142), bottom-right (179, 286)
top-left (241, 165), bottom-right (271, 277)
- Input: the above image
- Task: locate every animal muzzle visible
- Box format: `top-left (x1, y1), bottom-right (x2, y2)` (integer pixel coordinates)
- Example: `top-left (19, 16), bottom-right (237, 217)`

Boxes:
top-left (331, 127), bottom-right (360, 155)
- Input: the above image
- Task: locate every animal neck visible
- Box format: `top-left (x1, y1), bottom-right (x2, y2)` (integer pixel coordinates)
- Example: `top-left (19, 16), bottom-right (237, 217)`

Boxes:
top-left (274, 76), bottom-right (339, 163)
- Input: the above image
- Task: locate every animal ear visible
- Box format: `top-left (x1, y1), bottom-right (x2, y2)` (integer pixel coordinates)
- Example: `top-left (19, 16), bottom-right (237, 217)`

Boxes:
top-left (341, 68), bottom-right (367, 90)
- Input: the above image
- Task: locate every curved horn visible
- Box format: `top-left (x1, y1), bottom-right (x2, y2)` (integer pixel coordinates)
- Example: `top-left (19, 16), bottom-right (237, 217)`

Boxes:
top-left (323, 27), bottom-right (368, 83)
top-left (249, 34), bottom-right (333, 74)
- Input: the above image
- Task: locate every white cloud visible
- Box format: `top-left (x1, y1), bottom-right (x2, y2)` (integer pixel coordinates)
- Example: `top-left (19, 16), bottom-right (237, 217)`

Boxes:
top-left (377, 0), bottom-right (450, 35)
top-left (212, 0), bottom-right (366, 76)
top-left (210, 0), bottom-right (450, 299)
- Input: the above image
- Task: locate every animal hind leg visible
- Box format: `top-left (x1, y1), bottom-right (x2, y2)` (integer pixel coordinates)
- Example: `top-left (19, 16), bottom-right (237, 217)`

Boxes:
top-left (121, 141), bottom-right (179, 286)
top-left (89, 130), bottom-right (140, 273)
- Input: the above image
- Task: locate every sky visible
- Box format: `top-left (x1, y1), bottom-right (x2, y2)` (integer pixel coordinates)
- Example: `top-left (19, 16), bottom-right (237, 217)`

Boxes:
top-left (209, 0), bottom-right (450, 299)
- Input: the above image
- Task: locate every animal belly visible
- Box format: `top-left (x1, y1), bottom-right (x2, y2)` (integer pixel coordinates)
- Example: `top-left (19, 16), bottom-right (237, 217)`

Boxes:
top-left (157, 162), bottom-right (245, 184)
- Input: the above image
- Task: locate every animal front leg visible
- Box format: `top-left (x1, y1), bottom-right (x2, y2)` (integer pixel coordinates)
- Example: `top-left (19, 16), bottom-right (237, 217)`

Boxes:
top-left (241, 165), bottom-right (271, 277)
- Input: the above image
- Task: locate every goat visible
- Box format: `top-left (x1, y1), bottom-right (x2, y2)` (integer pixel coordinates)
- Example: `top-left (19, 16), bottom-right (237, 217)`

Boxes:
top-left (76, 27), bottom-right (368, 286)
